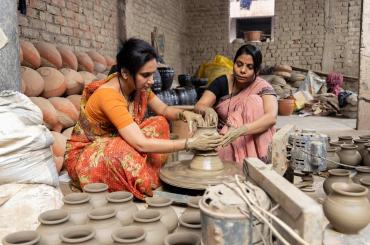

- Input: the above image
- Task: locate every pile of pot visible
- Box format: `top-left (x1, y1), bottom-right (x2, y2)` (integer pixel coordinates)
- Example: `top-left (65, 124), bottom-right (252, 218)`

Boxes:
top-left (2, 182), bottom-right (202, 245)
top-left (322, 135), bottom-right (370, 234)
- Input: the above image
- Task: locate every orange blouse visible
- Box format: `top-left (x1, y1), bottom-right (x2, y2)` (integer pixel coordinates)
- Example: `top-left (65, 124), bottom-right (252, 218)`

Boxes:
top-left (85, 88), bottom-right (155, 130)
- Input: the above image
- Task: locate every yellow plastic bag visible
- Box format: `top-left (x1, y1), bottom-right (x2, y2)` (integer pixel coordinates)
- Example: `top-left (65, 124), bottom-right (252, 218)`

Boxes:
top-left (195, 55), bottom-right (233, 84)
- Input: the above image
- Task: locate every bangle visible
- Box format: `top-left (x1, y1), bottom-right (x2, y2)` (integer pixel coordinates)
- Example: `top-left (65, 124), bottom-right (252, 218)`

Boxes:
top-left (178, 110), bottom-right (185, 121)
top-left (184, 138), bottom-right (189, 151)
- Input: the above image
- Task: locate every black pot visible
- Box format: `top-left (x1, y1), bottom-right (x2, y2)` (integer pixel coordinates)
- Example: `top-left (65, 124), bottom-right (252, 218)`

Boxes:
top-left (178, 74), bottom-right (192, 87)
top-left (175, 87), bottom-right (188, 105)
top-left (151, 70), bottom-right (162, 93)
top-left (158, 67), bottom-right (174, 90)
top-left (191, 77), bottom-right (208, 87)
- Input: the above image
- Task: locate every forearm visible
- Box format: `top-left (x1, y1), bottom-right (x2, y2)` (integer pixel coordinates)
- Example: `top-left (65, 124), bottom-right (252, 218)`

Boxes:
top-left (194, 103), bottom-right (209, 115)
top-left (162, 106), bottom-right (183, 121)
top-left (136, 138), bottom-right (186, 153)
top-left (241, 113), bottom-right (276, 135)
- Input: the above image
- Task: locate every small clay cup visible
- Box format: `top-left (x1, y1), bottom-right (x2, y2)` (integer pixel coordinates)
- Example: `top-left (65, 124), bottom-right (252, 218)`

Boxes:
top-left (2, 231), bottom-right (40, 245)
top-left (323, 169), bottom-right (351, 195)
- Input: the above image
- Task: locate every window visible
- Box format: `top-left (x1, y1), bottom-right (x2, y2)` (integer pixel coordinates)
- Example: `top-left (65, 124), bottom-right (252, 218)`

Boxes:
top-left (229, 0), bottom-right (275, 43)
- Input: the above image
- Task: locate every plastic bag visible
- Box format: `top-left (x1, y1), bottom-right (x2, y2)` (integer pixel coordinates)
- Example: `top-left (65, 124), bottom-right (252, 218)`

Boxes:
top-left (299, 71), bottom-right (327, 95)
top-left (195, 55), bottom-right (233, 84)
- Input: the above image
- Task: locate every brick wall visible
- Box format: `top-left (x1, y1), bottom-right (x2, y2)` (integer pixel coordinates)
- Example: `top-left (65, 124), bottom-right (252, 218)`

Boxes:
top-left (18, 0), bottom-right (122, 57)
top-left (185, 0), bottom-right (361, 91)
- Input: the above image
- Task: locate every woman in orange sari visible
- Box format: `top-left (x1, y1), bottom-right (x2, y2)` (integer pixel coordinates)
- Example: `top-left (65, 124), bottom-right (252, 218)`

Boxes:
top-left (65, 38), bottom-right (222, 199)
top-left (194, 44), bottom-right (277, 167)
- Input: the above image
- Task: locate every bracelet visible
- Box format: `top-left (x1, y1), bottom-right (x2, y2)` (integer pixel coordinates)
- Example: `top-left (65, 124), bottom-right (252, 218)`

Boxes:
top-left (178, 110), bottom-right (186, 121)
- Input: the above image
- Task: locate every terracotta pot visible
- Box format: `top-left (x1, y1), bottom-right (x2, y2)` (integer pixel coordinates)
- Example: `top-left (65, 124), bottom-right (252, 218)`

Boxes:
top-left (338, 136), bottom-right (353, 144)
top-left (29, 97), bottom-right (59, 131)
top-left (2, 231), bottom-right (40, 245)
top-left (352, 166), bottom-right (370, 184)
top-left (49, 97), bottom-right (79, 129)
top-left (278, 99), bottom-right (295, 116)
top-left (87, 207), bottom-right (120, 245)
top-left (106, 191), bottom-right (138, 226)
top-left (37, 67), bottom-right (67, 98)
top-left (323, 182), bottom-right (370, 234)
top-left (83, 183), bottom-right (108, 208)
top-left (34, 42), bottom-right (63, 69)
top-left (323, 169), bottom-right (351, 195)
top-left (326, 147), bottom-right (340, 170)
top-left (164, 232), bottom-right (201, 245)
top-left (79, 71), bottom-right (97, 85)
top-left (62, 127), bottom-right (74, 140)
top-left (177, 211), bottom-right (201, 236)
top-left (359, 177), bottom-right (370, 201)
top-left (112, 226), bottom-right (149, 245)
top-left (37, 209), bottom-right (73, 244)
top-left (104, 55), bottom-right (116, 68)
top-left (77, 52), bottom-right (94, 73)
top-left (87, 51), bottom-right (107, 73)
top-left (66, 94), bottom-right (82, 112)
top-left (364, 147), bottom-right (370, 167)
top-left (21, 66), bottom-right (45, 97)
top-left (57, 46), bottom-right (78, 71)
top-left (20, 40), bottom-right (41, 69)
top-left (359, 135), bottom-right (370, 140)
top-left (243, 31), bottom-right (262, 42)
top-left (337, 144), bottom-right (362, 166)
top-left (62, 192), bottom-right (92, 225)
top-left (60, 68), bottom-right (84, 96)
top-left (145, 196), bottom-right (178, 233)
top-left (59, 225), bottom-right (99, 244)
top-left (50, 131), bottom-right (67, 157)
top-left (133, 210), bottom-right (168, 245)
top-left (353, 139), bottom-right (369, 159)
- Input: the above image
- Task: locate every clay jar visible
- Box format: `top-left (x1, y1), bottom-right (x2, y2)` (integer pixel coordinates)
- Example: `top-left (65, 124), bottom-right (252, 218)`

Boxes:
top-left (323, 182), bottom-right (370, 234)
top-left (326, 147), bottom-right (340, 170)
top-left (337, 144), bottom-right (362, 166)
top-left (2, 231), bottom-right (41, 245)
top-left (278, 99), bottom-right (295, 116)
top-left (145, 196), bottom-right (178, 233)
top-left (37, 209), bottom-right (73, 244)
top-left (112, 226), bottom-right (150, 245)
top-left (87, 207), bottom-right (120, 245)
top-left (338, 136), bottom-right (353, 144)
top-left (360, 177), bottom-right (370, 201)
top-left (62, 193), bottom-right (92, 225)
top-left (323, 169), bottom-right (351, 195)
top-left (133, 210), bottom-right (168, 245)
top-left (106, 191), bottom-right (138, 226)
top-left (177, 211), bottom-right (201, 235)
top-left (83, 183), bottom-right (108, 208)
top-left (59, 225), bottom-right (99, 245)
top-left (363, 145), bottom-right (370, 167)
top-left (352, 166), bottom-right (370, 184)
top-left (164, 232), bottom-right (201, 245)
top-left (353, 139), bottom-right (369, 159)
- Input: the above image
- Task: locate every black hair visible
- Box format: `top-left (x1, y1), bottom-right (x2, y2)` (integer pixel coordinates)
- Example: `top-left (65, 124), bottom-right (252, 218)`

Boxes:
top-left (233, 44), bottom-right (262, 74)
top-left (116, 38), bottom-right (158, 77)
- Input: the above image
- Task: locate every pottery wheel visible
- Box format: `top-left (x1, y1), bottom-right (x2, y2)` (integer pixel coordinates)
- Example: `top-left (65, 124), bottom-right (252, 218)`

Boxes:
top-left (159, 158), bottom-right (242, 190)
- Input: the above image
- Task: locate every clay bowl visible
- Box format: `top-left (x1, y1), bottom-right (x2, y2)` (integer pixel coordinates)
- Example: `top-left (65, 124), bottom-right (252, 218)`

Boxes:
top-left (278, 99), bottom-right (295, 116)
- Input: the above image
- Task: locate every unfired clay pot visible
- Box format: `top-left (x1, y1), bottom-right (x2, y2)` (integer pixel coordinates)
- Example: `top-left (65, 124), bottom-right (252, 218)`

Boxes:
top-left (360, 177), bottom-right (370, 201)
top-left (145, 197), bottom-right (178, 233)
top-left (352, 166), bottom-right (370, 184)
top-left (2, 231), bottom-right (40, 245)
top-left (164, 232), bottom-right (201, 245)
top-left (87, 207), bottom-right (120, 245)
top-left (133, 210), bottom-right (168, 245)
top-left (37, 209), bottom-right (73, 244)
top-left (106, 191), bottom-right (138, 226)
top-left (62, 192), bottom-right (92, 225)
top-left (112, 226), bottom-right (149, 245)
top-left (359, 135), bottom-right (370, 140)
top-left (363, 145), bottom-right (370, 167)
top-left (323, 169), bottom-right (351, 195)
top-left (83, 183), bottom-right (108, 208)
top-left (177, 210), bottom-right (201, 235)
top-left (329, 141), bottom-right (344, 148)
top-left (337, 144), bottom-right (362, 166)
top-left (59, 225), bottom-right (99, 245)
top-left (326, 147), bottom-right (340, 170)
top-left (353, 139), bottom-right (370, 159)
top-left (323, 182), bottom-right (370, 234)
top-left (338, 136), bottom-right (353, 144)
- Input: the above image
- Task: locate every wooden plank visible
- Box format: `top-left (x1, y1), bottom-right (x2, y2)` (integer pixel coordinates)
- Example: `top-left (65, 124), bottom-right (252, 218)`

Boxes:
top-left (245, 158), bottom-right (324, 245)
top-left (291, 66), bottom-right (358, 82)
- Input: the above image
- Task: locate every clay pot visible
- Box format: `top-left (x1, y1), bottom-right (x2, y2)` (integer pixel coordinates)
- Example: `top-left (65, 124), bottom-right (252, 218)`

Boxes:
top-left (145, 196), bottom-right (178, 233)
top-left (66, 94), bottom-right (82, 112)
top-left (338, 136), bottom-right (353, 144)
top-left (60, 68), bottom-right (84, 96)
top-left (133, 210), bottom-right (168, 245)
top-left (177, 211), bottom-right (201, 236)
top-left (106, 191), bottom-right (138, 226)
top-left (38, 67), bottom-right (67, 98)
top-left (244, 31), bottom-right (262, 42)
top-left (359, 135), bottom-right (370, 140)
top-left (62, 193), bottom-right (92, 225)
top-left (323, 182), bottom-right (370, 234)
top-left (21, 66), bottom-right (45, 97)
top-left (87, 51), bottom-right (107, 73)
top-left (77, 52), bottom-right (95, 73)
top-left (57, 46), bottom-right (78, 71)
top-left (364, 147), bottom-right (370, 167)
top-left (112, 226), bottom-right (149, 245)
top-left (104, 55), bottom-right (116, 68)
top-left (83, 182), bottom-right (108, 208)
top-left (49, 97), bottom-right (79, 129)
top-left (164, 232), bottom-right (201, 245)
top-left (323, 169), bottom-right (351, 195)
top-left (29, 97), bottom-right (59, 131)
top-left (278, 99), bottom-right (295, 116)
top-left (326, 147), bottom-right (340, 170)
top-left (329, 141), bottom-right (344, 148)
top-left (158, 67), bottom-right (174, 90)
top-left (337, 144), bottom-right (362, 166)
top-left (151, 70), bottom-right (162, 93)
top-left (50, 131), bottom-right (67, 157)
top-left (359, 177), bottom-right (370, 201)
top-left (62, 127), bottom-right (74, 140)
top-left (87, 207), bottom-right (120, 245)
top-left (20, 40), bottom-right (41, 69)
top-left (59, 225), bottom-right (99, 245)
top-left (2, 231), bottom-right (40, 245)
top-left (79, 71), bottom-right (97, 85)
top-left (37, 209), bottom-right (73, 244)
top-left (352, 166), bottom-right (370, 184)
top-left (34, 42), bottom-right (63, 69)
top-left (353, 139), bottom-right (369, 159)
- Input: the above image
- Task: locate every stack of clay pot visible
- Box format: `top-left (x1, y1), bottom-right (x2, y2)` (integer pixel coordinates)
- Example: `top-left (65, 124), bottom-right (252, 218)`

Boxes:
top-left (266, 64), bottom-right (302, 99)
top-left (2, 182), bottom-right (202, 245)
top-left (19, 40), bottom-right (116, 170)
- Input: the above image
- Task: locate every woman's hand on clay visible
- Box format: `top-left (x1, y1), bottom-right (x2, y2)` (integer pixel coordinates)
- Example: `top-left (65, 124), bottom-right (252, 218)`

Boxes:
top-left (186, 132), bottom-right (223, 151)
top-left (220, 125), bottom-right (248, 147)
top-left (179, 111), bottom-right (205, 134)
top-left (203, 107), bottom-right (218, 127)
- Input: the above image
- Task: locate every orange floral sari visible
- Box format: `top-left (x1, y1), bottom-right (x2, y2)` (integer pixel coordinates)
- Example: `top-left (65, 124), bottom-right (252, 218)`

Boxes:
top-left (64, 74), bottom-right (169, 200)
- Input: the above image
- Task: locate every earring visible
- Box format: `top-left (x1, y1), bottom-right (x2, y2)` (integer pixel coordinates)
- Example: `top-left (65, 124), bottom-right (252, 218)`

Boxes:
top-left (122, 73), bottom-right (128, 79)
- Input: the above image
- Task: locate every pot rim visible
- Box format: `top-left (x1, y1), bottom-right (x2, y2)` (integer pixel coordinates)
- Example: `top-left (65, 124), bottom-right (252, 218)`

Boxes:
top-left (338, 136), bottom-right (353, 140)
top-left (328, 169), bottom-right (351, 177)
top-left (187, 196), bottom-right (201, 209)
top-left (327, 147), bottom-right (338, 152)
top-left (38, 209), bottom-right (70, 225)
top-left (82, 183), bottom-right (108, 193)
top-left (179, 212), bottom-right (201, 229)
top-left (133, 210), bottom-right (161, 223)
top-left (359, 135), bottom-right (370, 139)
top-left (63, 193), bottom-right (90, 205)
top-left (59, 225), bottom-right (95, 243)
top-left (340, 144), bottom-right (358, 150)
top-left (145, 196), bottom-right (172, 207)
top-left (3, 231), bottom-right (40, 245)
top-left (354, 138), bottom-right (369, 143)
top-left (331, 182), bottom-right (368, 197)
top-left (111, 226), bottom-right (146, 243)
top-left (364, 143), bottom-right (370, 147)
top-left (329, 140), bottom-right (344, 146)
top-left (106, 191), bottom-right (133, 203)
top-left (360, 177), bottom-right (370, 186)
top-left (355, 166), bottom-right (370, 173)
top-left (87, 207), bottom-right (117, 220)
top-left (164, 232), bottom-right (201, 245)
